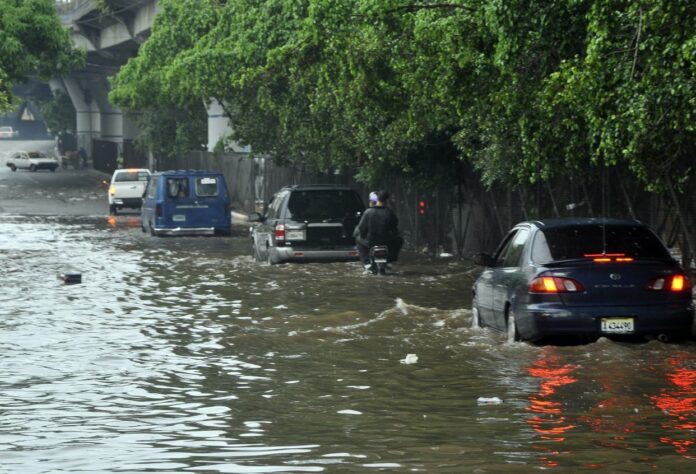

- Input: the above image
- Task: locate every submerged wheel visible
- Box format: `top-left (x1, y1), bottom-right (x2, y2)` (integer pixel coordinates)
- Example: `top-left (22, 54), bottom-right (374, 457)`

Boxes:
top-left (9, 164), bottom-right (16, 171)
top-left (266, 245), bottom-right (279, 265)
top-left (29, 164), bottom-right (37, 172)
top-left (109, 204), bottom-right (117, 215)
top-left (506, 308), bottom-right (520, 344)
top-left (252, 238), bottom-right (264, 262)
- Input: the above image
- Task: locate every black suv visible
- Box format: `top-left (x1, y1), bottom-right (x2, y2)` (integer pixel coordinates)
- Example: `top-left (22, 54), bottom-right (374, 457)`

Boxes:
top-left (249, 184), bottom-right (365, 264)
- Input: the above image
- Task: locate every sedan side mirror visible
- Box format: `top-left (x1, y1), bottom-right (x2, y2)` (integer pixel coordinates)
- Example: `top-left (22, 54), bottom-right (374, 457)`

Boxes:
top-left (472, 252), bottom-right (495, 267)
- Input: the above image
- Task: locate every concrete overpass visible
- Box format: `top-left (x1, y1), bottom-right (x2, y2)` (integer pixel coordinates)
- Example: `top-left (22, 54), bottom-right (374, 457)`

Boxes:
top-left (52, 0), bottom-right (241, 165)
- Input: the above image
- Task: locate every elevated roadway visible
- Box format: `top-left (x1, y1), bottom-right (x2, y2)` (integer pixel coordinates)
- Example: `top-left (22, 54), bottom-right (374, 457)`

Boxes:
top-left (52, 0), bottom-right (239, 165)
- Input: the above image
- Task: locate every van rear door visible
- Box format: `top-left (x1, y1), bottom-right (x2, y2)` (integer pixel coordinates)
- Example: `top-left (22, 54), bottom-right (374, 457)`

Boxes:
top-left (163, 175), bottom-right (229, 229)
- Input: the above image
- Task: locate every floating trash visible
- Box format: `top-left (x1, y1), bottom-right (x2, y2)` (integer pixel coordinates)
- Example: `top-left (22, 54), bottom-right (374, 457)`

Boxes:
top-left (400, 353), bottom-right (418, 365)
top-left (60, 272), bottom-right (82, 284)
top-left (477, 396), bottom-right (503, 405)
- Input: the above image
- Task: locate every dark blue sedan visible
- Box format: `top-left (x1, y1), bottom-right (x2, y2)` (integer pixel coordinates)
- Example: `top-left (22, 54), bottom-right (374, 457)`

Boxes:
top-left (472, 218), bottom-right (694, 343)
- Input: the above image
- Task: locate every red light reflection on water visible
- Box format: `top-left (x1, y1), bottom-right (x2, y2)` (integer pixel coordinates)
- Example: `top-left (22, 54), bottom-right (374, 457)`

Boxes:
top-left (106, 216), bottom-right (141, 230)
top-left (525, 349), bottom-right (579, 467)
top-left (650, 353), bottom-right (696, 458)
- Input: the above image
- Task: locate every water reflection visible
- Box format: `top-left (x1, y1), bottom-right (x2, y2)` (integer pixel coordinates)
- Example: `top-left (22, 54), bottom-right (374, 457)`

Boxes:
top-left (525, 348), bottom-right (578, 467)
top-left (106, 215), bottom-right (141, 230)
top-left (651, 353), bottom-right (696, 458)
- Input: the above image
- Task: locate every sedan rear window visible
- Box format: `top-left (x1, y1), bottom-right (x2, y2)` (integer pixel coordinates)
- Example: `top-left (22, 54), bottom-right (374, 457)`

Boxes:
top-left (533, 225), bottom-right (671, 262)
top-left (287, 190), bottom-right (363, 220)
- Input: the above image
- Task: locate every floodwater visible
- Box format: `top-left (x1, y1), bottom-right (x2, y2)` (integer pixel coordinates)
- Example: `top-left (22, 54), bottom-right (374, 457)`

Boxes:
top-left (1, 214), bottom-right (696, 473)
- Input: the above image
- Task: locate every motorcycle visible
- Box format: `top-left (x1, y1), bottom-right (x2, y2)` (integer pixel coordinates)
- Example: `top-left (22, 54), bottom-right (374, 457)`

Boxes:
top-left (368, 245), bottom-right (389, 275)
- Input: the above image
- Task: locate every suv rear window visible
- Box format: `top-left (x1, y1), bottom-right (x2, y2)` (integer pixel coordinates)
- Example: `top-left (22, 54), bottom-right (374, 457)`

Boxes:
top-left (115, 171), bottom-right (149, 182)
top-left (286, 190), bottom-right (363, 220)
top-left (533, 224), bottom-right (671, 262)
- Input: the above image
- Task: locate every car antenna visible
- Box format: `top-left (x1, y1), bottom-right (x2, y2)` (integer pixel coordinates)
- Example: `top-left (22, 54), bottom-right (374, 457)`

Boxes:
top-left (601, 160), bottom-right (607, 255)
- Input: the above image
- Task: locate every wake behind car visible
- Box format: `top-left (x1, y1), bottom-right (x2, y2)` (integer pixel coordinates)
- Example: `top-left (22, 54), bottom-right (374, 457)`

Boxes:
top-left (108, 168), bottom-right (151, 214)
top-left (249, 184), bottom-right (364, 264)
top-left (141, 170), bottom-right (231, 236)
top-left (472, 218), bottom-right (694, 344)
top-left (6, 151), bottom-right (58, 172)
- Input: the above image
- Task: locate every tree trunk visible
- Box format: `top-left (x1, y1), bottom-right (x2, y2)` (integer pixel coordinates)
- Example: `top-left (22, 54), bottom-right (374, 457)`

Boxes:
top-left (666, 175), bottom-right (695, 269)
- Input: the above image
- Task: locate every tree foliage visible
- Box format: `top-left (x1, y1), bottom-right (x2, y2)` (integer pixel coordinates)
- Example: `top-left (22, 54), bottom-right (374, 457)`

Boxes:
top-left (0, 0), bottom-right (82, 111)
top-left (37, 90), bottom-right (76, 134)
top-left (110, 0), bottom-right (696, 191)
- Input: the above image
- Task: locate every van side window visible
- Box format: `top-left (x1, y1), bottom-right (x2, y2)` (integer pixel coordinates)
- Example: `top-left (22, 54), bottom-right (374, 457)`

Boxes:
top-left (167, 178), bottom-right (188, 198)
top-left (195, 176), bottom-right (219, 197)
top-left (147, 176), bottom-right (159, 199)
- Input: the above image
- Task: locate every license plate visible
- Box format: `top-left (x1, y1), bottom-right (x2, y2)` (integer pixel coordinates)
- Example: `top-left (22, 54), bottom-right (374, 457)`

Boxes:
top-left (601, 317), bottom-right (634, 334)
top-left (172, 214), bottom-right (186, 222)
top-left (286, 230), bottom-right (305, 240)
top-left (374, 257), bottom-right (387, 263)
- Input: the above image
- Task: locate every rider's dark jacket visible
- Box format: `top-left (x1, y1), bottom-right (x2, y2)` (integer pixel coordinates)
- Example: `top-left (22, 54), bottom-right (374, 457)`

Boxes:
top-left (354, 205), bottom-right (400, 247)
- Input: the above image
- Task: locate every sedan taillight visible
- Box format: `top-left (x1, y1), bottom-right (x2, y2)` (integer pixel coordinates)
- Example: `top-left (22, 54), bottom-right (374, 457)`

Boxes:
top-left (647, 274), bottom-right (691, 292)
top-left (529, 276), bottom-right (585, 293)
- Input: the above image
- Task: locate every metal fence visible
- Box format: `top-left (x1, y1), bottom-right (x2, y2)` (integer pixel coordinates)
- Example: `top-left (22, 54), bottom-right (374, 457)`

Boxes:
top-left (165, 151), bottom-right (695, 268)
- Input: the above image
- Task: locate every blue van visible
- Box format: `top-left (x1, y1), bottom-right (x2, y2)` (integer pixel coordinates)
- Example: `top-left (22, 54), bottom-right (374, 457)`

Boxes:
top-left (141, 170), bottom-right (231, 236)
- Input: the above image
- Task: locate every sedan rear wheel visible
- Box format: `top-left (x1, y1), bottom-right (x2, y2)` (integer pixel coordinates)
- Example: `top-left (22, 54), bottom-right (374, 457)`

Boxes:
top-left (506, 308), bottom-right (520, 344)
top-left (29, 164), bottom-right (37, 172)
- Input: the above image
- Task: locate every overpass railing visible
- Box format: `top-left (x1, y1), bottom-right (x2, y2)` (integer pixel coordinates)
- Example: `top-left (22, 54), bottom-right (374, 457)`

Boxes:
top-left (55, 0), bottom-right (92, 14)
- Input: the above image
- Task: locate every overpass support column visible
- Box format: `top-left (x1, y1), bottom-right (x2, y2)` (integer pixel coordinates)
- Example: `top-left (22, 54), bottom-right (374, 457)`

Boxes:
top-left (207, 99), bottom-right (250, 153)
top-left (56, 77), bottom-right (101, 151)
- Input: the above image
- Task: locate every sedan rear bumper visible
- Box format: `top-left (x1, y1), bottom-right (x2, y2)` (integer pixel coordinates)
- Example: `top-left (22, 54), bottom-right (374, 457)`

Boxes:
top-left (522, 302), bottom-right (695, 340)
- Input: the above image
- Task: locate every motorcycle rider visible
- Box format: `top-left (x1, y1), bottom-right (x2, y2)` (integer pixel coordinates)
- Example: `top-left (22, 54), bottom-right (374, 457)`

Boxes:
top-left (355, 190), bottom-right (403, 268)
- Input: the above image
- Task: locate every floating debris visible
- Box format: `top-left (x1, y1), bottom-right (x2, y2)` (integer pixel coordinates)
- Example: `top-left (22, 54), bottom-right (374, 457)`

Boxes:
top-left (60, 272), bottom-right (82, 284)
top-left (477, 397), bottom-right (503, 405)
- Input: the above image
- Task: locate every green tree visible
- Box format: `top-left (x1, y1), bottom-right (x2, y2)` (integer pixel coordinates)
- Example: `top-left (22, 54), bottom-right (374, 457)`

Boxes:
top-left (37, 90), bottom-right (76, 134)
top-left (0, 0), bottom-right (82, 111)
top-left (109, 0), bottom-right (216, 159)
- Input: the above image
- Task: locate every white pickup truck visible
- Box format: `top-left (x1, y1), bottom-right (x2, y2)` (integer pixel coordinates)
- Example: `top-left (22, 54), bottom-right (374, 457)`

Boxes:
top-left (108, 168), bottom-right (151, 214)
top-left (6, 150), bottom-right (59, 172)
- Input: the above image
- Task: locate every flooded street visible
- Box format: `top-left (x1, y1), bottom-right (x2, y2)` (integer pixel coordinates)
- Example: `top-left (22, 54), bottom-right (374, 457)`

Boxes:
top-left (1, 156), bottom-right (696, 472)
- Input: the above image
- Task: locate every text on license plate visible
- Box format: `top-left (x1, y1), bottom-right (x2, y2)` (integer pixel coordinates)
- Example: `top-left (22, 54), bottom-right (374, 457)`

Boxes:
top-left (285, 230), bottom-right (305, 240)
top-left (172, 214), bottom-right (186, 222)
top-left (601, 317), bottom-right (634, 334)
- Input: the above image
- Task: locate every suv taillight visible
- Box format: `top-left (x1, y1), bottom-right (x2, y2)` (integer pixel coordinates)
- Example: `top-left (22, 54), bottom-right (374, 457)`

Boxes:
top-left (529, 276), bottom-right (585, 293)
top-left (275, 224), bottom-right (285, 241)
top-left (647, 274), bottom-right (691, 292)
